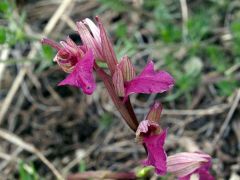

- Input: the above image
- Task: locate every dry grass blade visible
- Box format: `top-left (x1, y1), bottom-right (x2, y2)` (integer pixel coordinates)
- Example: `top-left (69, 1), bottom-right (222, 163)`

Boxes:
top-left (0, 45), bottom-right (10, 83)
top-left (212, 89), bottom-right (240, 148)
top-left (163, 104), bottom-right (230, 116)
top-left (0, 128), bottom-right (64, 180)
top-left (0, 0), bottom-right (73, 125)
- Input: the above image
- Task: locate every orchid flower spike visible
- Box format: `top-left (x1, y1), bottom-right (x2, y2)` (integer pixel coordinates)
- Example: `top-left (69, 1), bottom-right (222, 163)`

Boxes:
top-left (41, 37), bottom-right (96, 95)
top-left (167, 152), bottom-right (214, 180)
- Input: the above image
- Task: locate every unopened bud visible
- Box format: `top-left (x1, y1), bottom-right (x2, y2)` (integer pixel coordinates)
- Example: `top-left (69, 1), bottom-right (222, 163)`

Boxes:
top-left (119, 56), bottom-right (136, 81)
top-left (112, 66), bottom-right (125, 97)
top-left (146, 102), bottom-right (162, 123)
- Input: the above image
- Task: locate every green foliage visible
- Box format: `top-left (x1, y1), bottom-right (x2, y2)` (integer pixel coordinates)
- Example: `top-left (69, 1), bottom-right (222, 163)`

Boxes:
top-left (36, 46), bottom-right (55, 72)
top-left (216, 79), bottom-right (238, 97)
top-left (205, 45), bottom-right (230, 73)
top-left (187, 13), bottom-right (210, 43)
top-left (0, 0), bottom-right (12, 16)
top-left (136, 166), bottom-right (153, 178)
top-left (18, 161), bottom-right (39, 180)
top-left (0, 0), bottom-right (26, 45)
top-left (42, 45), bottom-right (55, 60)
top-left (79, 160), bottom-right (86, 172)
top-left (231, 21), bottom-right (240, 56)
top-left (99, 113), bottom-right (113, 129)
top-left (115, 21), bottom-right (127, 39)
top-left (98, 0), bottom-right (128, 12)
top-left (0, 27), bottom-right (6, 43)
top-left (115, 38), bottom-right (137, 60)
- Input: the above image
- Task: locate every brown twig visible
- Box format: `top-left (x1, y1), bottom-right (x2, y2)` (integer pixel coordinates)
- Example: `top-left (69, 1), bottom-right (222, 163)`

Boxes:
top-left (67, 170), bottom-right (136, 180)
top-left (212, 89), bottom-right (240, 148)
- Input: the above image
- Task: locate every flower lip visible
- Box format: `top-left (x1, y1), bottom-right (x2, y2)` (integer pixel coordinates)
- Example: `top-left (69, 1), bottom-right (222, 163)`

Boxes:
top-left (58, 49), bottom-right (96, 95)
top-left (124, 60), bottom-right (175, 97)
top-left (142, 129), bottom-right (168, 175)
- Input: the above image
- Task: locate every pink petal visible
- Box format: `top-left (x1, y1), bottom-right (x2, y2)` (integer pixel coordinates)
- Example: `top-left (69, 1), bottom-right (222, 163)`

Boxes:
top-left (96, 17), bottom-right (118, 75)
top-left (41, 38), bottom-right (61, 50)
top-left (77, 21), bottom-right (103, 60)
top-left (142, 129), bottom-right (167, 175)
top-left (167, 152), bottom-right (214, 180)
top-left (136, 120), bottom-right (159, 136)
top-left (125, 61), bottom-right (175, 96)
top-left (146, 102), bottom-right (162, 123)
top-left (58, 50), bottom-right (96, 95)
top-left (197, 168), bottom-right (215, 180)
top-left (84, 18), bottom-right (101, 45)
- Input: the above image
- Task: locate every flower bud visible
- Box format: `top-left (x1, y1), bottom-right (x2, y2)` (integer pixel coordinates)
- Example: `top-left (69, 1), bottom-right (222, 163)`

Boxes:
top-left (146, 101), bottom-right (162, 123)
top-left (119, 56), bottom-right (136, 81)
top-left (112, 66), bottom-right (125, 97)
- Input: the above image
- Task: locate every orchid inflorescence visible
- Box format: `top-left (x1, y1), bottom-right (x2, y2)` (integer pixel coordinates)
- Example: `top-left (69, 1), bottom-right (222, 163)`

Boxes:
top-left (42, 17), bottom-right (214, 180)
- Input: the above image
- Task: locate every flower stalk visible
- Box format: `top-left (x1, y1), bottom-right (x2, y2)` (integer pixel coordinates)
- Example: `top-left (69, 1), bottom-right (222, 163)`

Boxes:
top-left (94, 63), bottom-right (138, 131)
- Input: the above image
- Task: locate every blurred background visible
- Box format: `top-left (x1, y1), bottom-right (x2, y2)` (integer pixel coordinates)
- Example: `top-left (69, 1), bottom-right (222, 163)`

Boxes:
top-left (0, 0), bottom-right (240, 179)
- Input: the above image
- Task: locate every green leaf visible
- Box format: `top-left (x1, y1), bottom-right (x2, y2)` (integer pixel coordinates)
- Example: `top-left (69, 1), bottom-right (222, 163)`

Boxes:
top-left (99, 113), bottom-right (112, 129)
top-left (115, 22), bottom-right (127, 38)
top-left (18, 160), bottom-right (38, 180)
top-left (136, 166), bottom-right (154, 178)
top-left (79, 160), bottom-right (86, 172)
top-left (206, 45), bottom-right (230, 72)
top-left (0, 27), bottom-right (6, 44)
top-left (0, 1), bottom-right (9, 13)
top-left (216, 79), bottom-right (238, 97)
top-left (98, 0), bottom-right (128, 12)
top-left (42, 45), bottom-right (55, 60)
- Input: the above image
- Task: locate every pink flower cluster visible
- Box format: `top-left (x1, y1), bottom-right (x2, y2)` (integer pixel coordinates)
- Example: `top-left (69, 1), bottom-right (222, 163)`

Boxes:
top-left (42, 17), bottom-right (214, 179)
top-left (136, 102), bottom-right (214, 179)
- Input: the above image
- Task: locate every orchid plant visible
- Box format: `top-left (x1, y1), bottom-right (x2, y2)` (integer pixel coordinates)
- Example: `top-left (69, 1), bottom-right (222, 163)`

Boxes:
top-left (42, 17), bottom-right (214, 180)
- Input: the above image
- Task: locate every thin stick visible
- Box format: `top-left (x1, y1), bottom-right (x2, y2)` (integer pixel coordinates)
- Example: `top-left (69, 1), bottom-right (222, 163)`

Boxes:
top-left (180, 0), bottom-right (188, 42)
top-left (212, 89), bottom-right (240, 147)
top-left (0, 0), bottom-right (73, 125)
top-left (135, 104), bottom-right (230, 116)
top-left (163, 104), bottom-right (229, 116)
top-left (0, 128), bottom-right (64, 180)
top-left (0, 45), bottom-right (10, 83)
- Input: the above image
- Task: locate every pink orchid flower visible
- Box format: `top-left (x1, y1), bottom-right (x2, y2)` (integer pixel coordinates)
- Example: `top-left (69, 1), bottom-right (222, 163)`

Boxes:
top-left (41, 37), bottom-right (96, 95)
top-left (125, 60), bottom-right (175, 97)
top-left (143, 129), bottom-right (167, 175)
top-left (167, 152), bottom-right (214, 180)
top-left (136, 102), bottom-right (167, 175)
top-left (113, 58), bottom-right (175, 98)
